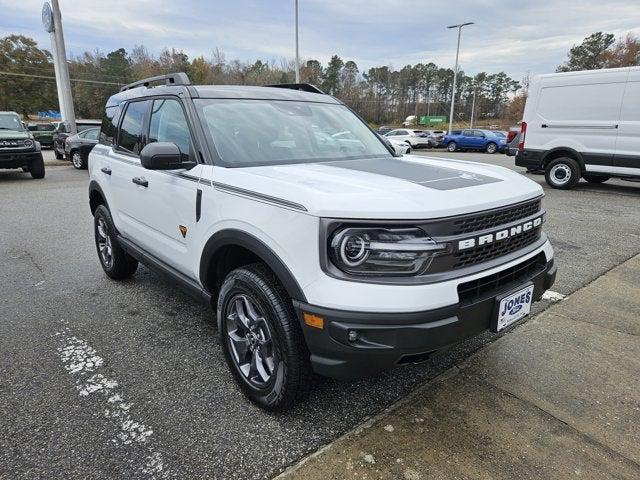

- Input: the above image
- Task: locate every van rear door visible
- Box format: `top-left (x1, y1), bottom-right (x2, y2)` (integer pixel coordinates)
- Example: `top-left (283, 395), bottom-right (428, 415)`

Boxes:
top-left (614, 69), bottom-right (640, 176)
top-left (535, 70), bottom-right (626, 168)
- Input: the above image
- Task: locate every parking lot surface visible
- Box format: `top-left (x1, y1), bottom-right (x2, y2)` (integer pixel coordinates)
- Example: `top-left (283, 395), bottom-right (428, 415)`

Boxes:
top-left (1, 150), bottom-right (639, 479)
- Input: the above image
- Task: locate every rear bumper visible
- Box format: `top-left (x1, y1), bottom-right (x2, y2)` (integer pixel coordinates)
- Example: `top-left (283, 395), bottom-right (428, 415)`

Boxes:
top-left (295, 255), bottom-right (556, 380)
top-left (516, 149), bottom-right (544, 170)
top-left (0, 151), bottom-right (41, 169)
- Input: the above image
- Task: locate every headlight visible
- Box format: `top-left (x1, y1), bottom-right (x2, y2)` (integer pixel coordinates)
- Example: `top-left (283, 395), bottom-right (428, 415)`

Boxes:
top-left (23, 139), bottom-right (34, 148)
top-left (328, 227), bottom-right (446, 276)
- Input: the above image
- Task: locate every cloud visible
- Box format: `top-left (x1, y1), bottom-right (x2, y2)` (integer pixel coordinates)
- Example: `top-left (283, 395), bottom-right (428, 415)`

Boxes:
top-left (1, 0), bottom-right (639, 79)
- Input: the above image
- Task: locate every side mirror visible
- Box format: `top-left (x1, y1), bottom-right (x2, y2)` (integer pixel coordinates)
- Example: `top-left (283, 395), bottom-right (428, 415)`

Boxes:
top-left (140, 142), bottom-right (196, 170)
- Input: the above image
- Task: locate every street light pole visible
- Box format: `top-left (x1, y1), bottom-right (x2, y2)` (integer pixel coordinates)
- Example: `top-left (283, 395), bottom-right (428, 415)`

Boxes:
top-left (294, 0), bottom-right (300, 83)
top-left (447, 22), bottom-right (473, 134)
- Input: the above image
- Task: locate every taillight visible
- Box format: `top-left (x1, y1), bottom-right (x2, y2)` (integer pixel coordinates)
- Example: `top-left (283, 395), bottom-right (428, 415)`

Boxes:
top-left (518, 122), bottom-right (527, 151)
top-left (64, 137), bottom-right (70, 145)
top-left (507, 130), bottom-right (517, 143)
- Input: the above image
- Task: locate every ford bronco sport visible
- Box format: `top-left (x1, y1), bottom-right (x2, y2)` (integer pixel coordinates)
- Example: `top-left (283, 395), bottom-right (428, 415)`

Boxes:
top-left (88, 73), bottom-right (556, 411)
top-left (0, 111), bottom-right (45, 179)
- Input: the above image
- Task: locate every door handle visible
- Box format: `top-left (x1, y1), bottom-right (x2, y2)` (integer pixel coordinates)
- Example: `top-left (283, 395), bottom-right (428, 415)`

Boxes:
top-left (101, 167), bottom-right (112, 175)
top-left (132, 177), bottom-right (148, 187)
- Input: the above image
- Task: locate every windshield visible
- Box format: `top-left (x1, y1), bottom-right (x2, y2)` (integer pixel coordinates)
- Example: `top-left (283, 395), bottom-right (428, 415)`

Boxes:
top-left (0, 114), bottom-right (25, 131)
top-left (194, 99), bottom-right (391, 167)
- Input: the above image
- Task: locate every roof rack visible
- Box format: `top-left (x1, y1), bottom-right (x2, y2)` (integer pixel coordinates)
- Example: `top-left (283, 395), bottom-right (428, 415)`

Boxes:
top-left (119, 72), bottom-right (191, 92)
top-left (264, 83), bottom-right (325, 94)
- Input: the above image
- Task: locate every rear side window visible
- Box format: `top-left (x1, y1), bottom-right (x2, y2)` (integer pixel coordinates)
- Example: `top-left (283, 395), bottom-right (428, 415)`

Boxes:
top-left (84, 128), bottom-right (99, 141)
top-left (537, 83), bottom-right (625, 121)
top-left (148, 98), bottom-right (193, 161)
top-left (100, 106), bottom-right (119, 146)
top-left (117, 101), bottom-right (150, 155)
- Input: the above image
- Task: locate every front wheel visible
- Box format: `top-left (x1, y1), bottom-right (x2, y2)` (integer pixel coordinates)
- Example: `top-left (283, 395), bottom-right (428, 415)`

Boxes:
top-left (218, 264), bottom-right (312, 411)
top-left (29, 154), bottom-right (45, 179)
top-left (71, 150), bottom-right (87, 169)
top-left (93, 205), bottom-right (138, 279)
top-left (447, 141), bottom-right (457, 152)
top-left (485, 142), bottom-right (498, 154)
top-left (545, 157), bottom-right (581, 189)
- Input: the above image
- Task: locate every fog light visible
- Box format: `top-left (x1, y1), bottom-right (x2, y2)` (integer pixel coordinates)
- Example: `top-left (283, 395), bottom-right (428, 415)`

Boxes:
top-left (347, 330), bottom-right (359, 342)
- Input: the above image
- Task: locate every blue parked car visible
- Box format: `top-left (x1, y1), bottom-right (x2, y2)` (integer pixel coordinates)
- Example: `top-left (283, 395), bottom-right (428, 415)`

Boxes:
top-left (444, 129), bottom-right (507, 154)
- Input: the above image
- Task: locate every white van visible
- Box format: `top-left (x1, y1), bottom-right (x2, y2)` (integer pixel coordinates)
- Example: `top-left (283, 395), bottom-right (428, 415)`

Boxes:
top-left (516, 66), bottom-right (640, 189)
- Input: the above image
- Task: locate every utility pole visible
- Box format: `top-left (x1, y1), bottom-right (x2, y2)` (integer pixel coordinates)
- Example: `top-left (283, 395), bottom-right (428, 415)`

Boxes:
top-left (447, 22), bottom-right (473, 134)
top-left (470, 87), bottom-right (477, 128)
top-left (294, 0), bottom-right (300, 83)
top-left (42, 1), bottom-right (76, 133)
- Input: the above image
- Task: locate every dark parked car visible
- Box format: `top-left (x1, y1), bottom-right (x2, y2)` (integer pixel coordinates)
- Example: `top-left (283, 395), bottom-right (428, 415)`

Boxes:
top-left (0, 111), bottom-right (45, 178)
top-left (377, 125), bottom-right (393, 135)
top-left (444, 129), bottom-right (507, 154)
top-left (53, 119), bottom-right (101, 159)
top-left (65, 127), bottom-right (99, 169)
top-left (423, 129), bottom-right (447, 147)
top-left (27, 122), bottom-right (56, 147)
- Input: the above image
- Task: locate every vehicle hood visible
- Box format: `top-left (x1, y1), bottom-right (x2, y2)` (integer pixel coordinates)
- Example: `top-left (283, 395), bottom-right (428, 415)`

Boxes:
top-left (0, 130), bottom-right (30, 140)
top-left (213, 156), bottom-right (543, 220)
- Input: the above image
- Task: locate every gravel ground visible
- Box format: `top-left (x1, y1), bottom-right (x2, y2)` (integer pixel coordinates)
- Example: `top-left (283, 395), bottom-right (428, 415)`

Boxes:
top-left (1, 150), bottom-right (639, 479)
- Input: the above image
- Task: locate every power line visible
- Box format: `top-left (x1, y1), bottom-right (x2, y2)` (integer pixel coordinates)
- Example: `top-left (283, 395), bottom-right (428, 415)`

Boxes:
top-left (0, 71), bottom-right (123, 86)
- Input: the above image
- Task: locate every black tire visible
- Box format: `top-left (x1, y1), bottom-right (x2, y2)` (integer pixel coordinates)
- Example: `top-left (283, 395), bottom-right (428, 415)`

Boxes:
top-left (93, 205), bottom-right (138, 280)
top-left (447, 141), bottom-right (457, 152)
top-left (217, 264), bottom-right (312, 411)
top-left (485, 142), bottom-right (498, 154)
top-left (406, 147), bottom-right (411, 154)
top-left (584, 174), bottom-right (610, 184)
top-left (545, 157), bottom-right (581, 189)
top-left (71, 150), bottom-right (87, 169)
top-left (54, 150), bottom-right (63, 160)
top-left (29, 155), bottom-right (45, 179)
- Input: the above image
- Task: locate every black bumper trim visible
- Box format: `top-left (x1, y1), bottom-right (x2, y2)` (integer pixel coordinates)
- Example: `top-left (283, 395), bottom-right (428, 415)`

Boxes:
top-left (515, 148), bottom-right (544, 170)
top-left (294, 256), bottom-right (556, 380)
top-left (0, 151), bottom-right (42, 168)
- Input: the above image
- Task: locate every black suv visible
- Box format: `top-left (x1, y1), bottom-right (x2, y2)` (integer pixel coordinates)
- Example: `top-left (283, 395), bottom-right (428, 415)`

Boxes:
top-left (0, 111), bottom-right (45, 179)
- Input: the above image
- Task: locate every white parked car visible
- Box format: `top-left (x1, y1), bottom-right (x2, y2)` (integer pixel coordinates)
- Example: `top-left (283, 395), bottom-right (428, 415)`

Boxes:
top-left (517, 66), bottom-right (640, 189)
top-left (384, 129), bottom-right (430, 148)
top-left (89, 73), bottom-right (556, 411)
top-left (387, 138), bottom-right (411, 155)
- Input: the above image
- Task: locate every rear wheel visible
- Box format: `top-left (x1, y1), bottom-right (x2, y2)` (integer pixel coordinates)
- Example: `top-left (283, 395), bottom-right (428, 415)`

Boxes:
top-left (584, 174), bottom-right (610, 184)
top-left (485, 142), bottom-right (498, 154)
top-left (447, 141), bottom-right (457, 152)
top-left (545, 157), bottom-right (580, 189)
top-left (71, 150), bottom-right (87, 169)
top-left (29, 154), bottom-right (45, 179)
top-left (218, 264), bottom-right (312, 411)
top-left (55, 150), bottom-right (63, 160)
top-left (93, 205), bottom-right (138, 280)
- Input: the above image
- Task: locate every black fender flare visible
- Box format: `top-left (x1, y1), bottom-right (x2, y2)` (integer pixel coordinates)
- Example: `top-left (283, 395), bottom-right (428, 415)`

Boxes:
top-left (199, 229), bottom-right (307, 303)
top-left (541, 147), bottom-right (585, 170)
top-left (88, 180), bottom-right (110, 214)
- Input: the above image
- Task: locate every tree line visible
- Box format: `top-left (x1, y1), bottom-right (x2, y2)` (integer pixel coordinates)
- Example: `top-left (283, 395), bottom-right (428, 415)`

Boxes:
top-left (1, 32), bottom-right (638, 125)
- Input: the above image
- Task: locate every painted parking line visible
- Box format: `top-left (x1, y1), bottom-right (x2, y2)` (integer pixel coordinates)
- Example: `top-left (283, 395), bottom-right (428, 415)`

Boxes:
top-left (55, 322), bottom-right (166, 478)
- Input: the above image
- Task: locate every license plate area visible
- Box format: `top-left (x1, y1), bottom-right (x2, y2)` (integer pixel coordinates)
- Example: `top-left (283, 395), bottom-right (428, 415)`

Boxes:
top-left (491, 283), bottom-right (534, 333)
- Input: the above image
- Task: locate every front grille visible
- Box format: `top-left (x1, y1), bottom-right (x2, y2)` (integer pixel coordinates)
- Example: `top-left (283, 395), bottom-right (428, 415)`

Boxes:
top-left (454, 227), bottom-right (541, 268)
top-left (457, 253), bottom-right (546, 303)
top-left (451, 199), bottom-right (541, 235)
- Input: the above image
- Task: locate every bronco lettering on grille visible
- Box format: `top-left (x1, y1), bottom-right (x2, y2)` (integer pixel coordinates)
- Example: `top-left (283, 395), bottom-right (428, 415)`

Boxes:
top-left (458, 216), bottom-right (543, 251)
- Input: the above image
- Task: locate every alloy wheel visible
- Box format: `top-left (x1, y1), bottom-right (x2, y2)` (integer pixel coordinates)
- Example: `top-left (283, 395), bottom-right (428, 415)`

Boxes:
top-left (72, 152), bottom-right (82, 169)
top-left (225, 294), bottom-right (276, 388)
top-left (96, 217), bottom-right (113, 268)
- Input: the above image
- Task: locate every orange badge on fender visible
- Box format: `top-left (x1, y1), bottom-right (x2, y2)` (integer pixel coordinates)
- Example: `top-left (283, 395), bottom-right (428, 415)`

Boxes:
top-left (179, 225), bottom-right (188, 238)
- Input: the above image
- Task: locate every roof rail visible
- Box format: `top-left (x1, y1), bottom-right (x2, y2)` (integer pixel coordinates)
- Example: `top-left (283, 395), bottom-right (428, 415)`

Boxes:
top-left (264, 83), bottom-right (325, 94)
top-left (119, 72), bottom-right (191, 92)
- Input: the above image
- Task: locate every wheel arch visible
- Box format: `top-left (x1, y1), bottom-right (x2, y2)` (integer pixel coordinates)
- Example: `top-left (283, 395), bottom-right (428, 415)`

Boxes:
top-left (199, 229), bottom-right (307, 307)
top-left (89, 180), bottom-right (109, 215)
top-left (541, 147), bottom-right (585, 171)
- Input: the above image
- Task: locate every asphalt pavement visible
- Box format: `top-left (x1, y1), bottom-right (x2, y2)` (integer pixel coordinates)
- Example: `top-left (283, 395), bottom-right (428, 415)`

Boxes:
top-left (1, 149), bottom-right (639, 479)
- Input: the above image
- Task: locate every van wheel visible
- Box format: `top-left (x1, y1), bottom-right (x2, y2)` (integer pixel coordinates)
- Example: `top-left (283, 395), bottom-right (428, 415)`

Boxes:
top-left (545, 157), bottom-right (580, 189)
top-left (584, 175), bottom-right (610, 184)
top-left (447, 141), bottom-right (457, 152)
top-left (218, 264), bottom-right (312, 411)
top-left (485, 142), bottom-right (498, 154)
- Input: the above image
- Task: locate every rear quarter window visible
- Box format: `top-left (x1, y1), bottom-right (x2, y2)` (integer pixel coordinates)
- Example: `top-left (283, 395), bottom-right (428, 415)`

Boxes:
top-left (100, 106), bottom-right (120, 146)
top-left (537, 82), bottom-right (626, 121)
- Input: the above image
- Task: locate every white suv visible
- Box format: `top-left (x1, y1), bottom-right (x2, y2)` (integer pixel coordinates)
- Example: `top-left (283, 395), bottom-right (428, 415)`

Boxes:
top-left (384, 129), bottom-right (431, 148)
top-left (89, 73), bottom-right (556, 411)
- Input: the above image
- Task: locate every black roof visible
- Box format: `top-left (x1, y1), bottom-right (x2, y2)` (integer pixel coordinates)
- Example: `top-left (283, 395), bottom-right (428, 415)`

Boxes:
top-left (106, 83), bottom-right (340, 108)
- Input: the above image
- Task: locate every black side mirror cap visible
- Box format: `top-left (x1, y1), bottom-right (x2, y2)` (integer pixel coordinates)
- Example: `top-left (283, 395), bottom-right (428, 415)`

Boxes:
top-left (140, 142), bottom-right (196, 170)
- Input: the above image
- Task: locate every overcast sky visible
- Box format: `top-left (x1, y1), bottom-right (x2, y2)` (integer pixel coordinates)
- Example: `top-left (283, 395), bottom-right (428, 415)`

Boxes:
top-left (2, 0), bottom-right (640, 81)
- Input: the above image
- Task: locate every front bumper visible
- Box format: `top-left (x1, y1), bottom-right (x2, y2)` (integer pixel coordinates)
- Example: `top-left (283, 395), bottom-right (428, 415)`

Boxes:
top-left (295, 254), bottom-right (556, 380)
top-left (0, 150), bottom-right (41, 169)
